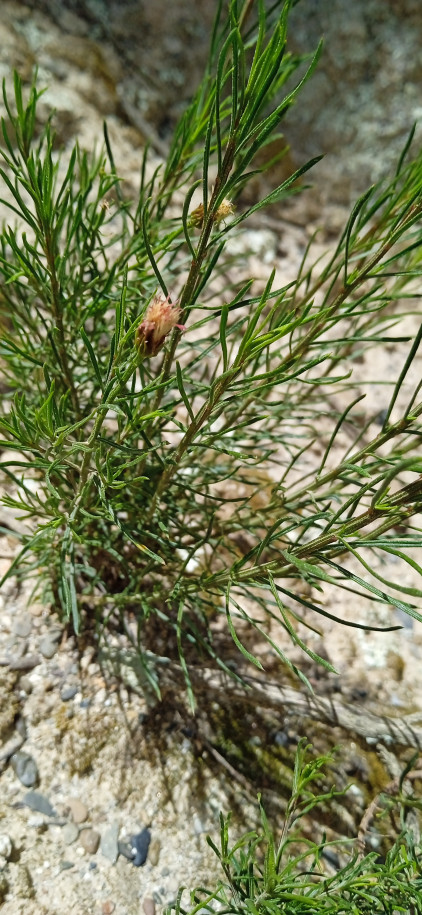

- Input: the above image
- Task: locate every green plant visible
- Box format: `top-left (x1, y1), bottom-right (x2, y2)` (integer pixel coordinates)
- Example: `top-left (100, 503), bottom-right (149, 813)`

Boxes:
top-left (171, 741), bottom-right (422, 914)
top-left (1, 0), bottom-right (422, 705)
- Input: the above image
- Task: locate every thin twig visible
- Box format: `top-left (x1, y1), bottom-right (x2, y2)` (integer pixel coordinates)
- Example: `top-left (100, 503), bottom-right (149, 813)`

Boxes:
top-left (191, 668), bottom-right (422, 750)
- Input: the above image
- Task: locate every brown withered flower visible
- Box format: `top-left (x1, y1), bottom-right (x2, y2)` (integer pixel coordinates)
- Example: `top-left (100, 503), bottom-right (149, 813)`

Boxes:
top-left (190, 203), bottom-right (204, 229)
top-left (190, 199), bottom-right (234, 229)
top-left (135, 294), bottom-right (184, 357)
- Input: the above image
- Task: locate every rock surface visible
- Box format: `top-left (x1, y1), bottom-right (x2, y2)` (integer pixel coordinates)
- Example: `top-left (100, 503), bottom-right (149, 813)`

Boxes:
top-left (15, 0), bottom-right (422, 210)
top-left (285, 0), bottom-right (422, 204)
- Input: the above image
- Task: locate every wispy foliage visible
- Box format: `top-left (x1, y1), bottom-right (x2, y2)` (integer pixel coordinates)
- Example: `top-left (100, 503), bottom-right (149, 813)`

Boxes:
top-left (0, 0), bottom-right (422, 705)
top-left (170, 741), bottom-right (422, 915)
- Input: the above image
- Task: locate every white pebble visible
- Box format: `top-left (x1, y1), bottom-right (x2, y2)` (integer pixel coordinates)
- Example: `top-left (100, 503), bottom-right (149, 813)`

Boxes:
top-left (0, 835), bottom-right (12, 861)
top-left (27, 815), bottom-right (46, 828)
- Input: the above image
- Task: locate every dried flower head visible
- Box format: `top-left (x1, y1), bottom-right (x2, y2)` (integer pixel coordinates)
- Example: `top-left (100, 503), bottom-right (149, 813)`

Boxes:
top-left (135, 294), bottom-right (184, 357)
top-left (190, 198), bottom-right (234, 229)
top-left (214, 198), bottom-right (234, 224)
top-left (190, 203), bottom-right (204, 229)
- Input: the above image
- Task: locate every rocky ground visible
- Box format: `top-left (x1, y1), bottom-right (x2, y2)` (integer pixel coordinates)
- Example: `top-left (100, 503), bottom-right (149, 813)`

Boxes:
top-left (1, 524), bottom-right (422, 914)
top-left (1, 1), bottom-right (422, 913)
top-left (0, 573), bottom-right (245, 915)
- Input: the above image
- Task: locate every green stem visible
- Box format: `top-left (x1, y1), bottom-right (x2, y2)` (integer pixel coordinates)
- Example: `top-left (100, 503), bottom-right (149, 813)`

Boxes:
top-left (291, 203), bottom-right (422, 329)
top-left (150, 137), bottom-right (238, 417)
top-left (44, 232), bottom-right (81, 420)
top-left (203, 475), bottom-right (422, 590)
top-left (287, 404), bottom-right (422, 510)
top-left (146, 369), bottom-right (238, 521)
top-left (67, 356), bottom-right (138, 520)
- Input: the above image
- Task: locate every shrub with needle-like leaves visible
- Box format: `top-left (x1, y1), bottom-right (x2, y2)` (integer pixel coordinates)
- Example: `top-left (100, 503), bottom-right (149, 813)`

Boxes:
top-left (1, 0), bottom-right (422, 705)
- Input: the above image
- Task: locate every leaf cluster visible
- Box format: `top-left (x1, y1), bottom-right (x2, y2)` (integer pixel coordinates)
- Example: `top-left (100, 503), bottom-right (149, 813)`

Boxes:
top-left (171, 741), bottom-right (422, 915)
top-left (0, 1), bottom-right (422, 704)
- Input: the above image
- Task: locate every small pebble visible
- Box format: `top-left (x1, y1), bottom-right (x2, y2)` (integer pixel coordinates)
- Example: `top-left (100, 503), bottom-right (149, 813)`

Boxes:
top-left (166, 877), bottom-right (181, 897)
top-left (27, 815), bottom-right (48, 830)
top-left (5, 638), bottom-right (27, 660)
top-left (117, 840), bottom-right (133, 861)
top-left (100, 822), bottom-right (119, 864)
top-left (193, 815), bottom-right (205, 835)
top-left (67, 798), bottom-right (89, 824)
top-left (394, 606), bottom-right (414, 630)
top-left (143, 897), bottom-right (155, 915)
top-left (60, 685), bottom-right (78, 702)
top-left (8, 655), bottom-right (40, 671)
top-left (39, 636), bottom-right (59, 659)
top-left (130, 828), bottom-right (151, 867)
top-left (274, 730), bottom-right (289, 747)
top-left (0, 611), bottom-right (11, 632)
top-left (348, 783), bottom-right (365, 805)
top-left (19, 675), bottom-right (33, 694)
top-left (102, 902), bottom-right (115, 914)
top-left (0, 834), bottom-right (13, 861)
top-left (29, 601), bottom-right (44, 617)
top-left (62, 822), bottom-right (79, 846)
top-left (13, 613), bottom-right (33, 638)
top-left (15, 717), bottom-right (27, 739)
top-left (23, 791), bottom-right (55, 817)
top-left (59, 861), bottom-right (75, 872)
top-left (374, 408), bottom-right (388, 427)
top-left (79, 828), bottom-right (100, 855)
top-left (10, 751), bottom-right (39, 787)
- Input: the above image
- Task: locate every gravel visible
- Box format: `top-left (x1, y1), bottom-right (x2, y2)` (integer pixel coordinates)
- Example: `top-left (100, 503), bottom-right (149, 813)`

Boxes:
top-left (130, 828), bottom-right (151, 867)
top-left (79, 828), bottom-right (101, 854)
top-left (10, 751), bottom-right (39, 787)
top-left (22, 791), bottom-right (56, 817)
top-left (100, 822), bottom-right (120, 864)
top-left (62, 822), bottom-right (79, 846)
top-left (0, 834), bottom-right (13, 861)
